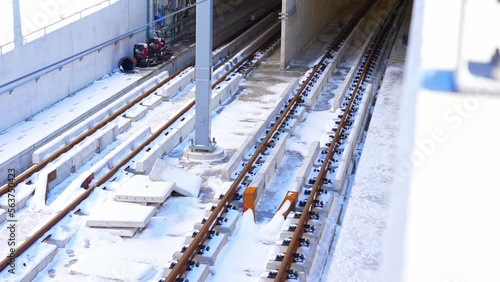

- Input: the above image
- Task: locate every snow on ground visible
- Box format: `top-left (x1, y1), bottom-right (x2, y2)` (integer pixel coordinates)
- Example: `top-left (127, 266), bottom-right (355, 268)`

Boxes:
top-left (206, 208), bottom-right (286, 282)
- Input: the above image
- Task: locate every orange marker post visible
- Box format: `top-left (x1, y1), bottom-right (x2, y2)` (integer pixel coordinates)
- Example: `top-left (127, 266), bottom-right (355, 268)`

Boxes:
top-left (242, 186), bottom-right (257, 215)
top-left (276, 191), bottom-right (298, 218)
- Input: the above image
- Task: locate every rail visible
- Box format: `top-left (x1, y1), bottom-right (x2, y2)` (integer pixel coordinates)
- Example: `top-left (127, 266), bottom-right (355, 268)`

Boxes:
top-left (272, 0), bottom-right (406, 281)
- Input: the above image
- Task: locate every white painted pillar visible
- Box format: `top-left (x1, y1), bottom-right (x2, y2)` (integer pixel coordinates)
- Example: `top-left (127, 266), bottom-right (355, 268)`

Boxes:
top-left (191, 0), bottom-right (214, 151)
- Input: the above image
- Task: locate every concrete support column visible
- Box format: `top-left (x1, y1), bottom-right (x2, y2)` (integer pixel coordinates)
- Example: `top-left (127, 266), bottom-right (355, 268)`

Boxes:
top-left (192, 0), bottom-right (214, 151)
top-left (147, 0), bottom-right (154, 37)
top-left (13, 0), bottom-right (23, 47)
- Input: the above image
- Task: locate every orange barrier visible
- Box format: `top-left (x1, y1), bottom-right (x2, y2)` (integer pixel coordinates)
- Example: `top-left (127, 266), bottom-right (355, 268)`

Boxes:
top-left (276, 191), bottom-right (298, 218)
top-left (242, 187), bottom-right (257, 214)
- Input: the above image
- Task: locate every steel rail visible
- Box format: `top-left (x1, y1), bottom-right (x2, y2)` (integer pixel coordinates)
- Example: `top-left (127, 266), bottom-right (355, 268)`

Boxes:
top-left (273, 1), bottom-right (406, 281)
top-left (0, 8), bottom-right (280, 197)
top-left (164, 1), bottom-right (377, 281)
top-left (0, 23), bottom-right (282, 272)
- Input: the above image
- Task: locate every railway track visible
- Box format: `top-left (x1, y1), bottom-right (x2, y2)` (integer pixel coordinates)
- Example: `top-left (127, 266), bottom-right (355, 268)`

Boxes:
top-left (268, 1), bottom-right (408, 281)
top-left (162, 1), bottom-right (382, 281)
top-left (0, 14), bottom-right (282, 274)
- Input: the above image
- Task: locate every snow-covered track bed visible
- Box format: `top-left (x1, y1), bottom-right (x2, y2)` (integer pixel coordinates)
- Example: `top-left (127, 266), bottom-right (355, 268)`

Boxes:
top-left (163, 2), bottom-right (379, 282)
top-left (264, 2), bottom-right (407, 281)
top-left (0, 20), bottom-right (283, 281)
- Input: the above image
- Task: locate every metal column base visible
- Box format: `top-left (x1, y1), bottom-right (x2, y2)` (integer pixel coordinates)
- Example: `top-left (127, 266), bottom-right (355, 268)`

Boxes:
top-left (183, 146), bottom-right (225, 161)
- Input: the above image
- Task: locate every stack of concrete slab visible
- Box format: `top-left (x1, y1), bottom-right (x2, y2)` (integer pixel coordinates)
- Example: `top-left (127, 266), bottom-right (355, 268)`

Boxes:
top-left (86, 175), bottom-right (177, 237)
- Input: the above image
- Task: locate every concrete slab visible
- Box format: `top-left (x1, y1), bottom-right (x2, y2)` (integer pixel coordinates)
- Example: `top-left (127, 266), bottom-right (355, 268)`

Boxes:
top-left (44, 124), bottom-right (119, 190)
top-left (116, 116), bottom-right (132, 134)
top-left (161, 70), bottom-right (194, 100)
top-left (10, 243), bottom-right (58, 282)
top-left (114, 175), bottom-right (175, 204)
top-left (30, 111), bottom-right (108, 164)
top-left (82, 126), bottom-right (150, 184)
top-left (135, 112), bottom-right (195, 174)
top-left (305, 63), bottom-right (337, 108)
top-left (123, 104), bottom-right (148, 122)
top-left (140, 93), bottom-right (163, 109)
top-left (292, 105), bottom-right (306, 121)
top-left (86, 201), bottom-right (155, 228)
top-left (43, 232), bottom-right (72, 248)
top-left (295, 142), bottom-right (320, 187)
top-left (283, 117), bottom-right (299, 134)
top-left (332, 84), bottom-right (373, 193)
top-left (248, 133), bottom-right (290, 197)
top-left (0, 184), bottom-right (35, 211)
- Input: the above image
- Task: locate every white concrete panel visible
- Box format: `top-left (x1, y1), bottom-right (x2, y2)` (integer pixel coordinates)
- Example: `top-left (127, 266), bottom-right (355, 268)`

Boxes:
top-left (124, 104), bottom-right (148, 122)
top-left (161, 70), bottom-right (195, 100)
top-left (86, 201), bottom-right (155, 228)
top-left (18, 243), bottom-right (58, 282)
top-left (114, 175), bottom-right (175, 204)
top-left (141, 94), bottom-right (163, 109)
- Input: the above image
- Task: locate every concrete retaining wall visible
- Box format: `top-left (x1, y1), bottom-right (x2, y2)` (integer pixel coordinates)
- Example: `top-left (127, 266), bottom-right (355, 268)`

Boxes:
top-left (280, 0), bottom-right (343, 69)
